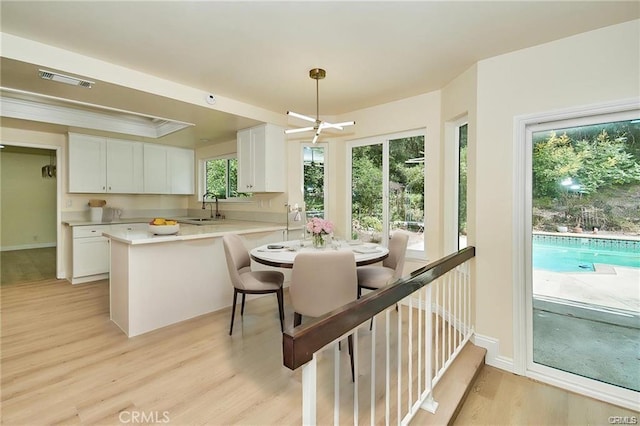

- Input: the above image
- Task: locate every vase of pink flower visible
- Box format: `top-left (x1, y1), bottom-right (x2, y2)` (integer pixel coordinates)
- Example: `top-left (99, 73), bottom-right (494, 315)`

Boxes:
top-left (306, 217), bottom-right (333, 249)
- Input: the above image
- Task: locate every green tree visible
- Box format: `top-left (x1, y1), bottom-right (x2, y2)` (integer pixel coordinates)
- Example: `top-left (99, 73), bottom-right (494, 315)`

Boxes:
top-left (533, 132), bottom-right (583, 198)
top-left (304, 161), bottom-right (324, 214)
top-left (533, 129), bottom-right (640, 199)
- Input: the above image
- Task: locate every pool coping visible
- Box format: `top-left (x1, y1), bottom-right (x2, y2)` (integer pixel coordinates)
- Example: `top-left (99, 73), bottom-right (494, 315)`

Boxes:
top-left (534, 230), bottom-right (640, 241)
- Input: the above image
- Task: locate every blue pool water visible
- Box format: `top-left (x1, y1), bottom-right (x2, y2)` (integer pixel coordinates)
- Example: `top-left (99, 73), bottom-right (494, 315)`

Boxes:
top-left (533, 236), bottom-right (640, 273)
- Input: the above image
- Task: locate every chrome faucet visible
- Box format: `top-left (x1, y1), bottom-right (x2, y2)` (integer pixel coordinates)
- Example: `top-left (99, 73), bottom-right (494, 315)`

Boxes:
top-left (202, 192), bottom-right (221, 219)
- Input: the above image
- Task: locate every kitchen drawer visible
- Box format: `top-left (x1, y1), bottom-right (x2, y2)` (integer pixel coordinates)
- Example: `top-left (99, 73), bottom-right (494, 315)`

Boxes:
top-left (73, 225), bottom-right (111, 238)
top-left (111, 223), bottom-right (147, 232)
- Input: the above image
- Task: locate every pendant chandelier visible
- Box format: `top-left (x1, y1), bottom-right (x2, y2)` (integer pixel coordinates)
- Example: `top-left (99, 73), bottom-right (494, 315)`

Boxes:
top-left (285, 68), bottom-right (355, 144)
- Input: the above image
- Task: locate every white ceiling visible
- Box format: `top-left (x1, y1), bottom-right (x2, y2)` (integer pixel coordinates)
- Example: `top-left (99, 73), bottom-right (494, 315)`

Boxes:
top-left (1, 1), bottom-right (638, 146)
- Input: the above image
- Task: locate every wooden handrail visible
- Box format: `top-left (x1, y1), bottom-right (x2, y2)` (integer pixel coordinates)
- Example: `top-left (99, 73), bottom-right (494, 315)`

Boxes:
top-left (282, 246), bottom-right (476, 370)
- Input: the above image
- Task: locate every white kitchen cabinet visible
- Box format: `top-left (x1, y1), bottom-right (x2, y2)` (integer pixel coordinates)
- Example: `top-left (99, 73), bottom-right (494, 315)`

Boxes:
top-left (143, 143), bottom-right (168, 193)
top-left (168, 146), bottom-right (195, 194)
top-left (68, 133), bottom-right (107, 193)
top-left (143, 144), bottom-right (194, 194)
top-left (237, 123), bottom-right (285, 192)
top-left (68, 133), bottom-right (143, 193)
top-left (106, 138), bottom-right (144, 193)
top-left (71, 225), bottom-right (111, 283)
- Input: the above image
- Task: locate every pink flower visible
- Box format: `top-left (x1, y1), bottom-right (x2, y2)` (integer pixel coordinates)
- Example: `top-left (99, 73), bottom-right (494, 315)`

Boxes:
top-left (306, 217), bottom-right (334, 236)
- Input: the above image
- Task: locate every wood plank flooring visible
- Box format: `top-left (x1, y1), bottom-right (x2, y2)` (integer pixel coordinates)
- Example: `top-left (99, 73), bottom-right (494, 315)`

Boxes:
top-left (1, 249), bottom-right (637, 425)
top-left (454, 365), bottom-right (639, 425)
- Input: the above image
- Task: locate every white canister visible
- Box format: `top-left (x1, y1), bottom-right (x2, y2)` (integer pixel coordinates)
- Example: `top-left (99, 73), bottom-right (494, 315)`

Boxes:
top-left (90, 207), bottom-right (103, 222)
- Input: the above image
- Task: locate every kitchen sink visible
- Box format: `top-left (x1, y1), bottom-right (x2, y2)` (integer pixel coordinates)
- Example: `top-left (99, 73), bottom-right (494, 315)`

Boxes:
top-left (178, 218), bottom-right (221, 226)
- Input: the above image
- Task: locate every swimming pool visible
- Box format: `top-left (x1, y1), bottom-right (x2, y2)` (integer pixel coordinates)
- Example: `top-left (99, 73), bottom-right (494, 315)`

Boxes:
top-left (533, 234), bottom-right (640, 273)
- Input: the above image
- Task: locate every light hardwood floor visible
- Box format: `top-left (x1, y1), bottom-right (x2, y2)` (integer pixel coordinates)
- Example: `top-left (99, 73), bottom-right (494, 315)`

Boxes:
top-left (1, 250), bottom-right (637, 425)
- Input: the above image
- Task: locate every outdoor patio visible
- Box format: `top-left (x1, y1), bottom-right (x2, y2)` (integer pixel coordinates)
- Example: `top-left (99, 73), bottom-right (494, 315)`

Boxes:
top-left (533, 263), bottom-right (640, 391)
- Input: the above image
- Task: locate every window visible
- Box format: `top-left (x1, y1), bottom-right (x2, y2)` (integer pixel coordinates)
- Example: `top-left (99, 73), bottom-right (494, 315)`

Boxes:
top-left (457, 123), bottom-right (468, 249)
top-left (349, 130), bottom-right (425, 256)
top-left (303, 145), bottom-right (327, 219)
top-left (202, 156), bottom-right (251, 199)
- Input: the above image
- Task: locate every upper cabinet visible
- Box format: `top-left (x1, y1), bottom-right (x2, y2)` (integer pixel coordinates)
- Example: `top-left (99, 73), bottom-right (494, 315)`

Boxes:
top-left (68, 133), bottom-right (143, 193)
top-left (167, 146), bottom-right (195, 194)
top-left (237, 123), bottom-right (285, 192)
top-left (143, 144), bottom-right (194, 194)
top-left (68, 133), bottom-right (194, 195)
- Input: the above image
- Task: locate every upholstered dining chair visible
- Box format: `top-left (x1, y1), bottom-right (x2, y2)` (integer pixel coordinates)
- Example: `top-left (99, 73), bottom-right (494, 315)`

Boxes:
top-left (357, 231), bottom-right (410, 297)
top-left (290, 250), bottom-right (358, 381)
top-left (223, 234), bottom-right (285, 336)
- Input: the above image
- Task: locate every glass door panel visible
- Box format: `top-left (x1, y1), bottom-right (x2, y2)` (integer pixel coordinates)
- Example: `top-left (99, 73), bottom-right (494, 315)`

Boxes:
top-left (350, 132), bottom-right (425, 255)
top-left (351, 144), bottom-right (383, 242)
top-left (530, 117), bottom-right (640, 392)
top-left (303, 146), bottom-right (326, 219)
top-left (389, 136), bottom-right (425, 253)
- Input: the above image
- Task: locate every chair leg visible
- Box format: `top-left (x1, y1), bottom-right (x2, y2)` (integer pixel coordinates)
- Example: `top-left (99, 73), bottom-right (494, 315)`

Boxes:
top-left (229, 289), bottom-right (239, 336)
top-left (276, 289), bottom-right (285, 332)
top-left (241, 293), bottom-right (247, 316)
top-left (348, 334), bottom-right (355, 382)
top-left (293, 312), bottom-right (302, 327)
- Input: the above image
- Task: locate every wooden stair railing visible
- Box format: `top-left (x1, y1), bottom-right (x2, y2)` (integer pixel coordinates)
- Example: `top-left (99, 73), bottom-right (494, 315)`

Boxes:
top-left (282, 246), bottom-right (476, 370)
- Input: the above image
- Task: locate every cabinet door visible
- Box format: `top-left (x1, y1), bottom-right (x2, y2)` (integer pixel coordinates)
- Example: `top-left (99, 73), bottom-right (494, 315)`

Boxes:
top-left (143, 144), bottom-right (169, 193)
top-left (168, 147), bottom-right (194, 194)
top-left (237, 128), bottom-right (254, 191)
top-left (236, 124), bottom-right (285, 193)
top-left (262, 123), bottom-right (285, 192)
top-left (248, 124), bottom-right (267, 192)
top-left (73, 236), bottom-right (110, 277)
top-left (68, 133), bottom-right (107, 193)
top-left (106, 139), bottom-right (144, 193)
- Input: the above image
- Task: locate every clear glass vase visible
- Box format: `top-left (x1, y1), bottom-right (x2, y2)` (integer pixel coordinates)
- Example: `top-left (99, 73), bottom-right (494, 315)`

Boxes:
top-left (312, 233), bottom-right (326, 249)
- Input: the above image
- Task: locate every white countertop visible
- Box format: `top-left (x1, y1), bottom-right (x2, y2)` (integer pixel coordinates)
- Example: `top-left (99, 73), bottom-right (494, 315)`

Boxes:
top-left (63, 217), bottom-right (152, 226)
top-left (103, 220), bottom-right (287, 245)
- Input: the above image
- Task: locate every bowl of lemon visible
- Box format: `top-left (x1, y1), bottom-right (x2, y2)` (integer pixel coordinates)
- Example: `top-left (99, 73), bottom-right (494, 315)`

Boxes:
top-left (148, 218), bottom-right (180, 235)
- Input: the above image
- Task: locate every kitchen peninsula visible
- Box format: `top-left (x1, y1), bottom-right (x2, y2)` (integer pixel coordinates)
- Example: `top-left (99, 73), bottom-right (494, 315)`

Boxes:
top-left (104, 221), bottom-right (287, 337)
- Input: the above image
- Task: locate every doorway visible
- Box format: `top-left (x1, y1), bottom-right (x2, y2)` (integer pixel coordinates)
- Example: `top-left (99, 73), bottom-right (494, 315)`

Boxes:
top-left (515, 101), bottom-right (640, 409)
top-left (0, 144), bottom-right (60, 284)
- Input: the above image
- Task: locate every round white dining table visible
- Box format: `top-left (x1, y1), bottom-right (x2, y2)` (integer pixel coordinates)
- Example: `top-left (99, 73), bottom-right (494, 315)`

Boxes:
top-left (250, 240), bottom-right (389, 269)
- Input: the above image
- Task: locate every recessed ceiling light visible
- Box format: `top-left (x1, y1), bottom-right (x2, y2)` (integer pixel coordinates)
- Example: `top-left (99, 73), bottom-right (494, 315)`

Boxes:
top-left (38, 69), bottom-right (94, 88)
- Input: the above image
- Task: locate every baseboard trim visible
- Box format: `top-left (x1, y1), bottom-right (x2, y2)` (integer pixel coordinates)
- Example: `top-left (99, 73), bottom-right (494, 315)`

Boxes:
top-left (472, 334), bottom-right (514, 372)
top-left (1, 242), bottom-right (56, 251)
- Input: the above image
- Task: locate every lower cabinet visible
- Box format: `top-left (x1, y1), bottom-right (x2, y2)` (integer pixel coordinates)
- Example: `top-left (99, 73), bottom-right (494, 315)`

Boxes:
top-left (71, 225), bottom-right (110, 283)
top-left (70, 223), bottom-right (147, 284)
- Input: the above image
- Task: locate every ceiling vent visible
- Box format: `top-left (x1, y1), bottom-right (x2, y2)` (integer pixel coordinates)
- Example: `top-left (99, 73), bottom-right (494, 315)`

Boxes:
top-left (38, 69), bottom-right (94, 88)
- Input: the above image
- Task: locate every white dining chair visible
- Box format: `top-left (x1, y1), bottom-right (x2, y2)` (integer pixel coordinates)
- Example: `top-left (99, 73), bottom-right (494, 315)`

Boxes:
top-left (223, 234), bottom-right (285, 336)
top-left (290, 250), bottom-right (358, 381)
top-left (357, 231), bottom-right (410, 297)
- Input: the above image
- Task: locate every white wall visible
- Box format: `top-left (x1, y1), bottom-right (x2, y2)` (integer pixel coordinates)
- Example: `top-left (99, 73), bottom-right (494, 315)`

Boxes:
top-left (473, 19), bottom-right (640, 361)
top-left (440, 63), bottom-right (478, 259)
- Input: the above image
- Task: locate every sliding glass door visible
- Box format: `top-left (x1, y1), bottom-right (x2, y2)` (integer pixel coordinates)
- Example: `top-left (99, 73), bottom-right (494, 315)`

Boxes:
top-left (527, 114), bottom-right (640, 393)
top-left (349, 130), bottom-right (425, 255)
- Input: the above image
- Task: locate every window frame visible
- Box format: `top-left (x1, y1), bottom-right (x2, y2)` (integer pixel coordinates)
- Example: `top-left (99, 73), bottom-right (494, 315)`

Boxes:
top-left (199, 154), bottom-right (252, 202)
top-left (301, 142), bottom-right (329, 220)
